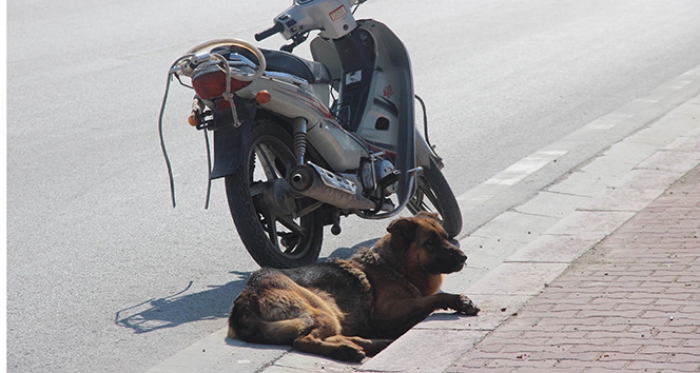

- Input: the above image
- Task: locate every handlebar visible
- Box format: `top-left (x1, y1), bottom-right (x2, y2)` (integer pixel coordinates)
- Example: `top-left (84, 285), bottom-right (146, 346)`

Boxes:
top-left (255, 22), bottom-right (284, 42)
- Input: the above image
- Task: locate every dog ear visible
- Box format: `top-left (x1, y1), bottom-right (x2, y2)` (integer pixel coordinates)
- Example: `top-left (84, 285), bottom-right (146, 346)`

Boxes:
top-left (387, 217), bottom-right (417, 242)
top-left (415, 211), bottom-right (440, 222)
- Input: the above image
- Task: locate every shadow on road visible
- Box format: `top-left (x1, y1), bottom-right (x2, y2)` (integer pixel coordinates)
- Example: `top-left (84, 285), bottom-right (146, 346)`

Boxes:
top-left (115, 271), bottom-right (250, 334)
top-left (114, 237), bottom-right (393, 334)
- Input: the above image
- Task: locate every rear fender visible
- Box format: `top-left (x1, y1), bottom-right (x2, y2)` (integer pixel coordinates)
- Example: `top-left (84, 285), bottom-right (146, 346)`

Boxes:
top-left (210, 98), bottom-right (258, 179)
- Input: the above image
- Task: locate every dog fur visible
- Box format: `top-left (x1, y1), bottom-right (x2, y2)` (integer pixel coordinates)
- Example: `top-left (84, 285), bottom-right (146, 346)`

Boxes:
top-left (227, 212), bottom-right (480, 361)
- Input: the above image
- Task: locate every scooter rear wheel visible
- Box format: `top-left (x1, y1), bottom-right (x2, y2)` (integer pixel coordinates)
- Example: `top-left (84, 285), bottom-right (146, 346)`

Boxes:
top-left (407, 160), bottom-right (463, 238)
top-left (225, 118), bottom-right (324, 268)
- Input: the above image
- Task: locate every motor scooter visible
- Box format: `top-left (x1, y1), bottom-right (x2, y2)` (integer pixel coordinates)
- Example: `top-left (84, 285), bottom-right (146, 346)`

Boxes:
top-left (159, 0), bottom-right (462, 268)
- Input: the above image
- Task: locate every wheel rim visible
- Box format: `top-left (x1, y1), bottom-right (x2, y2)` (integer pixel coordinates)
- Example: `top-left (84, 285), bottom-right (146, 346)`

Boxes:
top-left (247, 134), bottom-right (318, 260)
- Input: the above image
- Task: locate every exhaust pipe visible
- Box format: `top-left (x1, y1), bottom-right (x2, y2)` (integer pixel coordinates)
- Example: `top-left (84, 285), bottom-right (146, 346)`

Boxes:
top-left (289, 163), bottom-right (377, 211)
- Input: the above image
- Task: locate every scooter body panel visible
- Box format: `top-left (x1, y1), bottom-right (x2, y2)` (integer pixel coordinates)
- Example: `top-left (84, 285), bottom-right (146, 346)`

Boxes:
top-left (312, 19), bottom-right (416, 193)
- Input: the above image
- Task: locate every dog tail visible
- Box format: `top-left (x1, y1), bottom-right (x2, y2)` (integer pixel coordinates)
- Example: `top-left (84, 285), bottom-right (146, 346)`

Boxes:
top-left (226, 325), bottom-right (237, 339)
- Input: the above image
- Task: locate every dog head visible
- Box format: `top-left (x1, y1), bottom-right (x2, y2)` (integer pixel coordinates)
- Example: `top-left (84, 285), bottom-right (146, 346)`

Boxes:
top-left (375, 212), bottom-right (467, 295)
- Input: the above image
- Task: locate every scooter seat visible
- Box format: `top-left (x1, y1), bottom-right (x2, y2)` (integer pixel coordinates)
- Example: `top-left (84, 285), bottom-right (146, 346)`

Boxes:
top-left (210, 45), bottom-right (332, 85)
top-left (262, 49), bottom-right (332, 85)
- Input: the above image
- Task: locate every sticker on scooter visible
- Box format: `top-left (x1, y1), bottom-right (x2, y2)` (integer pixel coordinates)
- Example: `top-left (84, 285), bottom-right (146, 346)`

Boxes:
top-left (329, 5), bottom-right (347, 21)
top-left (383, 85), bottom-right (395, 99)
top-left (346, 70), bottom-right (362, 85)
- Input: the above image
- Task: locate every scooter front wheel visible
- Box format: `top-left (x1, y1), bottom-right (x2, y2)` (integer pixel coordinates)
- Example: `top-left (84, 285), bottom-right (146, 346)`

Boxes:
top-left (407, 160), bottom-right (463, 238)
top-left (225, 118), bottom-right (324, 268)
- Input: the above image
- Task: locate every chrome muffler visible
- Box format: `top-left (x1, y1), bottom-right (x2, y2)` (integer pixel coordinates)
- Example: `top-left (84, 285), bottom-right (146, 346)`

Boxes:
top-left (289, 163), bottom-right (377, 211)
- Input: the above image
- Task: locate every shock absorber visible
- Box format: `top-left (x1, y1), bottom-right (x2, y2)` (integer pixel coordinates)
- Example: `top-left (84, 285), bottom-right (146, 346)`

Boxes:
top-left (292, 117), bottom-right (307, 166)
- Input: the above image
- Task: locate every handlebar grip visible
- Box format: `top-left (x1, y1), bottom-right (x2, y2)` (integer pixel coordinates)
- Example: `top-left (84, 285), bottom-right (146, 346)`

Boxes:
top-left (255, 22), bottom-right (284, 41)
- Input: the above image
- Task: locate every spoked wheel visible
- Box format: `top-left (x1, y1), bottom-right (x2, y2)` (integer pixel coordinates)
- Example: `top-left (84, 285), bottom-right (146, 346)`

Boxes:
top-left (407, 159), bottom-right (463, 238)
top-left (225, 118), bottom-right (323, 268)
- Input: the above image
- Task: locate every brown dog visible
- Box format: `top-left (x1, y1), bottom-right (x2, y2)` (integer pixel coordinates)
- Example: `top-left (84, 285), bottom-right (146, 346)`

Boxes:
top-left (227, 212), bottom-right (479, 361)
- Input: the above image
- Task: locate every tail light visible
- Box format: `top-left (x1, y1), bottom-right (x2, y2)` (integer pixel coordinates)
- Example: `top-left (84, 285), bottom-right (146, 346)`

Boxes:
top-left (192, 70), bottom-right (251, 109)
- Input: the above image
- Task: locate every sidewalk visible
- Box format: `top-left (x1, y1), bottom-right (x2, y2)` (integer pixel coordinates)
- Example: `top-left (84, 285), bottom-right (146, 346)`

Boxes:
top-left (448, 164), bottom-right (700, 372)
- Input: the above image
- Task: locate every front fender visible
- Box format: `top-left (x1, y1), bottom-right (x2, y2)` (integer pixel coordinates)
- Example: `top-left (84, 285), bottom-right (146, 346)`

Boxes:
top-left (416, 131), bottom-right (444, 170)
top-left (210, 98), bottom-right (257, 179)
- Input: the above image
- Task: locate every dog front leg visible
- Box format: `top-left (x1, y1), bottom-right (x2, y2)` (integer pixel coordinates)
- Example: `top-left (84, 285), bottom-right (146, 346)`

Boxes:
top-left (372, 293), bottom-right (479, 336)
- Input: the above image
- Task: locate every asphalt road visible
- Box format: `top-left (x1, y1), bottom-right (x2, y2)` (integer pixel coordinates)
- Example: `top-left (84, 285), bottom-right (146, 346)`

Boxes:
top-left (6, 1), bottom-right (700, 373)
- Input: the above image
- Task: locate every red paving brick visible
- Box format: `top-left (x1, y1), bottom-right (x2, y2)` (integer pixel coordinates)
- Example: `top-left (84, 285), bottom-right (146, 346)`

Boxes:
top-left (448, 166), bottom-right (700, 373)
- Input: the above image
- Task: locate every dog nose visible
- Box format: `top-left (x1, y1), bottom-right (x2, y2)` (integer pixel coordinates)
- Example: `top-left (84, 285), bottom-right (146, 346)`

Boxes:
top-left (454, 250), bottom-right (467, 264)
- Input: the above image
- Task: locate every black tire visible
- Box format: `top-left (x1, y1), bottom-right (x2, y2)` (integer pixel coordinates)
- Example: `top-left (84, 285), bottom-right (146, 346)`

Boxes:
top-left (407, 159), bottom-right (463, 238)
top-left (225, 118), bottom-right (324, 268)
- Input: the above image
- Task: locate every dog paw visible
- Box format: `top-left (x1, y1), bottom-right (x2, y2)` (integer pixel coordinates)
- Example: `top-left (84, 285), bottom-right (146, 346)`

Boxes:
top-left (364, 339), bottom-right (392, 357)
top-left (332, 344), bottom-right (366, 362)
top-left (454, 294), bottom-right (480, 316)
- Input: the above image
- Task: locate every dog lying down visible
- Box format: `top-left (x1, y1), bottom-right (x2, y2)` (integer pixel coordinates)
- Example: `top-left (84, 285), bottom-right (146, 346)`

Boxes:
top-left (228, 212), bottom-right (480, 362)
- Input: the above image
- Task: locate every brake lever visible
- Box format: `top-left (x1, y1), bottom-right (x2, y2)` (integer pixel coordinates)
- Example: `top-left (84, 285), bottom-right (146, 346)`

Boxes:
top-left (280, 33), bottom-right (309, 53)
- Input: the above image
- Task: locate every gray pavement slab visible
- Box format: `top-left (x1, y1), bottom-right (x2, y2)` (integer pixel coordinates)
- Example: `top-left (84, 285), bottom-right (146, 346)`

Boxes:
top-left (264, 352), bottom-right (358, 373)
top-left (505, 235), bottom-right (601, 264)
top-left (465, 262), bottom-right (570, 296)
top-left (546, 170), bottom-right (618, 197)
top-left (147, 328), bottom-right (290, 373)
top-left (545, 211), bottom-right (635, 239)
top-left (443, 235), bottom-right (521, 292)
top-left (637, 148), bottom-right (700, 173)
top-left (513, 191), bottom-right (588, 218)
top-left (613, 168), bottom-right (688, 190)
top-left (358, 330), bottom-right (487, 373)
top-left (468, 211), bottom-right (559, 243)
top-left (580, 141), bottom-right (657, 177)
top-left (578, 187), bottom-right (666, 212)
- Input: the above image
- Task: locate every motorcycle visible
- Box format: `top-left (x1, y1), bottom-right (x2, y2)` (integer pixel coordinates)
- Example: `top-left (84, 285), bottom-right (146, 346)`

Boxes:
top-left (158, 0), bottom-right (463, 268)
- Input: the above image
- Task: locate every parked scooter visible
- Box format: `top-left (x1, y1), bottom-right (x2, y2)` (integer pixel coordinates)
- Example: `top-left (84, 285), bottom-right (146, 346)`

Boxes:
top-left (159, 0), bottom-right (462, 268)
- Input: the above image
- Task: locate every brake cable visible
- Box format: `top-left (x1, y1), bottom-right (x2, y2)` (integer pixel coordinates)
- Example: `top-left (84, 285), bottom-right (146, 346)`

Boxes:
top-left (414, 94), bottom-right (432, 149)
top-left (158, 57), bottom-right (190, 208)
top-left (158, 54), bottom-right (217, 209)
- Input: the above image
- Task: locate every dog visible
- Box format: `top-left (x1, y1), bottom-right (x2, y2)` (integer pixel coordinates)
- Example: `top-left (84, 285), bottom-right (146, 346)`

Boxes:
top-left (227, 212), bottom-right (480, 362)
